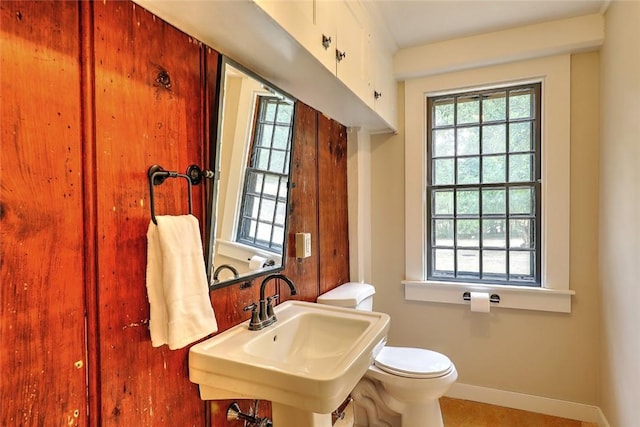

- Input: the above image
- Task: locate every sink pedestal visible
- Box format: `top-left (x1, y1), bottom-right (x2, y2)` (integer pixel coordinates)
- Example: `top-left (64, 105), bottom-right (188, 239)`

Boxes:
top-left (272, 403), bottom-right (332, 427)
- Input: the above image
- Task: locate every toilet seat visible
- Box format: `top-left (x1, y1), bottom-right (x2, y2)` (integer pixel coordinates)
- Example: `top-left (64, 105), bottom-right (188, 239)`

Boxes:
top-left (374, 346), bottom-right (453, 379)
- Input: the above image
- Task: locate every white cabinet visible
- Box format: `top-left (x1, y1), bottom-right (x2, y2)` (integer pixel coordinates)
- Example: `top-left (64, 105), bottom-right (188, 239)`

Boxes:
top-left (254, 0), bottom-right (336, 73)
top-left (333, 1), bottom-right (370, 105)
top-left (369, 31), bottom-right (397, 129)
top-left (313, 0), bottom-right (339, 74)
top-left (254, 0), bottom-right (396, 130)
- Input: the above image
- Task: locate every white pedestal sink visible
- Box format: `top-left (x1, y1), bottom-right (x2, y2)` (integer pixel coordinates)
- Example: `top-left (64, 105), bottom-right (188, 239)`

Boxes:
top-left (189, 300), bottom-right (390, 427)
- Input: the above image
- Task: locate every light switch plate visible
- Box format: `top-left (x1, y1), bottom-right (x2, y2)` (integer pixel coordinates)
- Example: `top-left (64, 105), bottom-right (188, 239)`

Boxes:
top-left (295, 232), bottom-right (312, 259)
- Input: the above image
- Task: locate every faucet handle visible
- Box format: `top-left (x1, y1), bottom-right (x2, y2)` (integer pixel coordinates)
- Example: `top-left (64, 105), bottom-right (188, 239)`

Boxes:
top-left (267, 294), bottom-right (279, 303)
top-left (266, 294), bottom-right (279, 321)
top-left (243, 302), bottom-right (263, 331)
top-left (243, 302), bottom-right (257, 312)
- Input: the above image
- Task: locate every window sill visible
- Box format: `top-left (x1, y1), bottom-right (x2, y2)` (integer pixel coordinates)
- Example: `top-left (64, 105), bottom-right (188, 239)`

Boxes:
top-left (217, 239), bottom-right (281, 265)
top-left (403, 280), bottom-right (574, 313)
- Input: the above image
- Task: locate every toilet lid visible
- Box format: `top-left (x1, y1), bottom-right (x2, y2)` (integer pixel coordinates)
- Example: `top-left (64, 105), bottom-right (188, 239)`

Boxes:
top-left (374, 346), bottom-right (453, 379)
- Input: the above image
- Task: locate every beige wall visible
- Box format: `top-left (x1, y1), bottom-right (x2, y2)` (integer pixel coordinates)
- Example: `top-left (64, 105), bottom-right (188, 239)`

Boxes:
top-left (599, 1), bottom-right (640, 425)
top-left (370, 52), bottom-right (601, 404)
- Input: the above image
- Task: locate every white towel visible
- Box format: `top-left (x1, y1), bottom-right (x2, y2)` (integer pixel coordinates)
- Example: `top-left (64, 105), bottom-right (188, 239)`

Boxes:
top-left (146, 214), bottom-right (218, 350)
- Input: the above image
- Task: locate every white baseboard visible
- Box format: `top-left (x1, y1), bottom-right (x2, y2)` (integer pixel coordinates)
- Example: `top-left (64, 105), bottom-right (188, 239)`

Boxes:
top-left (445, 383), bottom-right (610, 427)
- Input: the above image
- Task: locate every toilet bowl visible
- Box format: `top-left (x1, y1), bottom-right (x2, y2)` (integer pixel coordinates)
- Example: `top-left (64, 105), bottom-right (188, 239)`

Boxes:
top-left (317, 283), bottom-right (457, 427)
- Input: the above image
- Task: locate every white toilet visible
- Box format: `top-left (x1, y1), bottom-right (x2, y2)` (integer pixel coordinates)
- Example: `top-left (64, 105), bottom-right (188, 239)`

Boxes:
top-left (317, 282), bottom-right (457, 427)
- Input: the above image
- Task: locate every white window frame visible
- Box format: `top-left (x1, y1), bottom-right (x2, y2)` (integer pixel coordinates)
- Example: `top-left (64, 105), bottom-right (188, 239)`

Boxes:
top-left (404, 54), bottom-right (574, 313)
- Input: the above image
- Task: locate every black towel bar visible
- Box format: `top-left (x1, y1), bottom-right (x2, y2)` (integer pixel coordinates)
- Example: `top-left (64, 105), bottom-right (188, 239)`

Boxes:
top-left (147, 164), bottom-right (216, 224)
top-left (147, 165), bottom-right (193, 225)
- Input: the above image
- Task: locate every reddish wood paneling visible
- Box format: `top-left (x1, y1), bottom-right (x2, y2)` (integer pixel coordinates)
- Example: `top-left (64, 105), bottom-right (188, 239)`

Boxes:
top-left (79, 2), bottom-right (101, 425)
top-left (92, 2), bottom-right (208, 424)
top-left (2, 2), bottom-right (351, 426)
top-left (0, 2), bottom-right (88, 425)
top-left (317, 115), bottom-right (350, 295)
top-left (281, 102), bottom-right (320, 302)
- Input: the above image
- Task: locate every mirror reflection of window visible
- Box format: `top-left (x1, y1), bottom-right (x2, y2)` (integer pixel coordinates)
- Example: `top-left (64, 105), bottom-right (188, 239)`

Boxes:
top-left (207, 57), bottom-right (296, 288)
top-left (237, 96), bottom-right (293, 253)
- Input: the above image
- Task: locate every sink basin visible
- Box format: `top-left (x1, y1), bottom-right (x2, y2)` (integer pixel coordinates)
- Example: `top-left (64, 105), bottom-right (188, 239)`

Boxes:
top-left (189, 300), bottom-right (389, 424)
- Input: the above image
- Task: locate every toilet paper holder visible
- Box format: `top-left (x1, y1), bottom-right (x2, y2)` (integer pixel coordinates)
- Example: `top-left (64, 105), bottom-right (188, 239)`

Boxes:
top-left (463, 292), bottom-right (500, 304)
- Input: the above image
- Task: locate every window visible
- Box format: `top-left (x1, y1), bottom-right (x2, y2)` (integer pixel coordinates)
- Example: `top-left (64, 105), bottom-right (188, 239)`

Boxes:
top-left (403, 55), bottom-right (573, 312)
top-left (426, 84), bottom-right (541, 286)
top-left (237, 96), bottom-right (293, 253)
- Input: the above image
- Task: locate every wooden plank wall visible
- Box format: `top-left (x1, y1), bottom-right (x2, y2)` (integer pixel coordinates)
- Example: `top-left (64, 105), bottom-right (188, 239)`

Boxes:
top-left (281, 102), bottom-right (320, 302)
top-left (0, 2), bottom-right (88, 426)
top-left (91, 2), bottom-right (209, 425)
top-left (1, 1), bottom-right (350, 426)
top-left (318, 114), bottom-right (351, 295)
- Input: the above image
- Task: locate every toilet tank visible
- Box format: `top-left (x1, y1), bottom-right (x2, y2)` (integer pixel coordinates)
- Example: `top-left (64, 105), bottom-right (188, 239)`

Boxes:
top-left (317, 282), bottom-right (375, 311)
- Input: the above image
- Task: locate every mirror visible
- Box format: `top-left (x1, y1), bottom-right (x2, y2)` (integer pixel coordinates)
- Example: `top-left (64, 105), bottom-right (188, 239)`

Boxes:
top-left (206, 57), bottom-right (296, 289)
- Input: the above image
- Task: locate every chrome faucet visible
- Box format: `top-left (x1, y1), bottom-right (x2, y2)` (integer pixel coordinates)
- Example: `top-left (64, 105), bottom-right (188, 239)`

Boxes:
top-left (213, 264), bottom-right (240, 281)
top-left (244, 274), bottom-right (298, 331)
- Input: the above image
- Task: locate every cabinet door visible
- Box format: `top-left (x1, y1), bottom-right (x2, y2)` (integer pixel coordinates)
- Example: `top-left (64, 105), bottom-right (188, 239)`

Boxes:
top-left (314, 0), bottom-right (338, 74)
top-left (255, 0), bottom-right (336, 73)
top-left (370, 32), bottom-right (398, 129)
top-left (335, 1), bottom-right (373, 107)
top-left (335, 1), bottom-right (371, 104)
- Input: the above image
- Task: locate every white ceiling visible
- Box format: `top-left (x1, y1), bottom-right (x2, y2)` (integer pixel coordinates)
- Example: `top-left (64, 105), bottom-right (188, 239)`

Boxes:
top-left (371, 0), bottom-right (608, 49)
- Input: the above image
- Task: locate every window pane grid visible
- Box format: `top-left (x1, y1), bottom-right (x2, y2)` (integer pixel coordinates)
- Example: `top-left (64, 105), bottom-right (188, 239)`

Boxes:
top-left (237, 96), bottom-right (293, 253)
top-left (427, 83), bottom-right (541, 285)
top-left (238, 170), bottom-right (288, 251)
